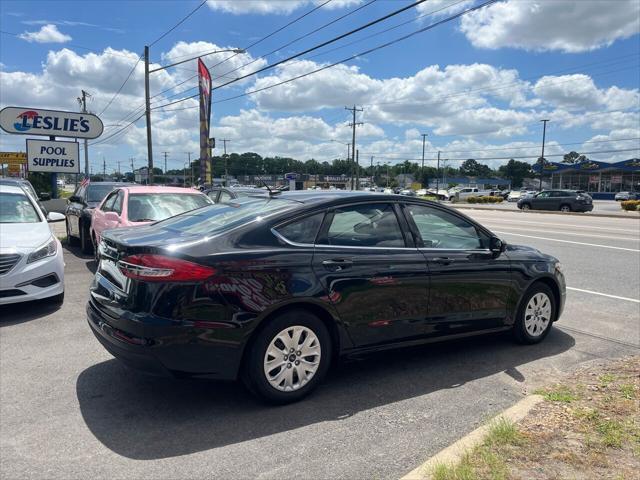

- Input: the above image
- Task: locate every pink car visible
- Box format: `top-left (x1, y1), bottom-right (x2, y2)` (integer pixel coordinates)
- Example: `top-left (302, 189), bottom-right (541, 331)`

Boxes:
top-left (90, 186), bottom-right (211, 254)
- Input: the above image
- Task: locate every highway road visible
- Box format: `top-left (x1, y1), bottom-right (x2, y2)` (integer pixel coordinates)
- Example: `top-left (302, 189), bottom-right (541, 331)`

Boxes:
top-left (1, 210), bottom-right (638, 479)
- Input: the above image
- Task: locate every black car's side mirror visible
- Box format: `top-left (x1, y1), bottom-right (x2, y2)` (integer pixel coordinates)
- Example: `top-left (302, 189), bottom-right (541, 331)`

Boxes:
top-left (490, 237), bottom-right (507, 254)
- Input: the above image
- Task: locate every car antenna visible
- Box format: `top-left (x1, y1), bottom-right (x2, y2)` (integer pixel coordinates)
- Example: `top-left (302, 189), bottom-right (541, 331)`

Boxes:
top-left (257, 178), bottom-right (278, 196)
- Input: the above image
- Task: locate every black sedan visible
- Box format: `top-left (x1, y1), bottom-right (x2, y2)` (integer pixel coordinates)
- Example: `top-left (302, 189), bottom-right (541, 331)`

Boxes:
top-left (517, 190), bottom-right (593, 213)
top-left (88, 192), bottom-right (565, 403)
top-left (66, 182), bottom-right (132, 253)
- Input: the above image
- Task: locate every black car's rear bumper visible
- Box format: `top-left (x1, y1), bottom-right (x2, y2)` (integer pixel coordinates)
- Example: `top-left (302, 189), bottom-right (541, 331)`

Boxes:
top-left (87, 300), bottom-right (243, 380)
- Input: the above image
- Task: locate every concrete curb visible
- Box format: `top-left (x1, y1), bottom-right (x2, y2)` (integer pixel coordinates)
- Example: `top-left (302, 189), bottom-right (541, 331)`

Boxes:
top-left (400, 394), bottom-right (544, 480)
top-left (451, 204), bottom-right (639, 220)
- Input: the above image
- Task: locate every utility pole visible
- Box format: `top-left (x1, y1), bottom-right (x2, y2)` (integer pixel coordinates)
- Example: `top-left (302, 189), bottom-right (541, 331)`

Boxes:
top-left (102, 157), bottom-right (106, 176)
top-left (130, 157), bottom-right (134, 173)
top-left (436, 151), bottom-right (441, 197)
top-left (117, 160), bottom-right (121, 178)
top-left (539, 119), bottom-right (549, 191)
top-left (221, 139), bottom-right (230, 186)
top-left (386, 164), bottom-right (390, 188)
top-left (185, 152), bottom-right (193, 186)
top-left (77, 90), bottom-right (91, 178)
top-left (421, 133), bottom-right (428, 186)
top-left (370, 156), bottom-right (374, 186)
top-left (162, 151), bottom-right (169, 175)
top-left (356, 149), bottom-right (360, 190)
top-left (144, 45), bottom-right (154, 184)
top-left (345, 105), bottom-right (363, 190)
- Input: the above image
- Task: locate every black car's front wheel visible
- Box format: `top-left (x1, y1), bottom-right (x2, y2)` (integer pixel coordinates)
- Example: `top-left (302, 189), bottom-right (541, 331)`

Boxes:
top-left (243, 310), bottom-right (331, 404)
top-left (513, 283), bottom-right (555, 344)
top-left (520, 203), bottom-right (531, 211)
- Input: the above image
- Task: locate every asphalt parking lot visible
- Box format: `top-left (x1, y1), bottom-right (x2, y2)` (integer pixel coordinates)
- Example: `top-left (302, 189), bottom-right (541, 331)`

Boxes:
top-left (1, 210), bottom-right (638, 479)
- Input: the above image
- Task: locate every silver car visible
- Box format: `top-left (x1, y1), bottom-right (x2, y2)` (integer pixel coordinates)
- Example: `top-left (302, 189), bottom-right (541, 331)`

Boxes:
top-left (615, 191), bottom-right (638, 201)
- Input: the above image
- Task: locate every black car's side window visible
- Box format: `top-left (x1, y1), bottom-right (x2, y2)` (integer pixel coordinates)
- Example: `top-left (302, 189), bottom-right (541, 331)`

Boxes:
top-left (320, 203), bottom-right (405, 248)
top-left (406, 204), bottom-right (483, 250)
top-left (275, 213), bottom-right (324, 245)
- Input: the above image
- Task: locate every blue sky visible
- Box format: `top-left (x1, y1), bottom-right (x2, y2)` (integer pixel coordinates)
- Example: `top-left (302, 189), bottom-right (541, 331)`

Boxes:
top-left (1, 0), bottom-right (639, 174)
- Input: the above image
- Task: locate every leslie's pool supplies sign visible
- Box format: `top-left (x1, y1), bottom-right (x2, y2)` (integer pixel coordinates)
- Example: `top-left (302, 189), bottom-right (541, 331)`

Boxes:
top-left (26, 139), bottom-right (80, 173)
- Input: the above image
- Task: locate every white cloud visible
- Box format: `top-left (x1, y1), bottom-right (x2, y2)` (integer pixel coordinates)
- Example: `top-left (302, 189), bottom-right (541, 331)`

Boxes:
top-left (207, 0), bottom-right (362, 15)
top-left (18, 24), bottom-right (72, 43)
top-left (533, 74), bottom-right (640, 111)
top-left (416, 0), bottom-right (474, 17)
top-left (460, 0), bottom-right (640, 53)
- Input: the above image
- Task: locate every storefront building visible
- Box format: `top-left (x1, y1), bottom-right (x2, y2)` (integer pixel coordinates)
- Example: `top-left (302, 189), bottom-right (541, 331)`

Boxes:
top-left (533, 158), bottom-right (640, 199)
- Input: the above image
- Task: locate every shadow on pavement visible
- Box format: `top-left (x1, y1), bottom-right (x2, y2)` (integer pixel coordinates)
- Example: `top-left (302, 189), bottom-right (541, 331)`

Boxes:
top-left (76, 328), bottom-right (575, 460)
top-left (0, 299), bottom-right (63, 327)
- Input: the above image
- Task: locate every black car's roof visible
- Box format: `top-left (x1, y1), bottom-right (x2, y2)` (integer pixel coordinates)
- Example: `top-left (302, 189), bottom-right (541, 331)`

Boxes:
top-left (271, 190), bottom-right (418, 206)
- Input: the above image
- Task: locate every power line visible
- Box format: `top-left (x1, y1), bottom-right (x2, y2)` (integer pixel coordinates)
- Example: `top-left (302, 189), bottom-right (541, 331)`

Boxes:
top-left (150, 0), bottom-right (499, 111)
top-left (149, 0), bottom-right (207, 47)
top-left (0, 30), bottom-right (139, 60)
top-left (98, 55), bottom-right (143, 116)
top-left (213, 0), bottom-right (430, 92)
top-left (150, 0), bottom-right (336, 97)
top-left (88, 113), bottom-right (145, 146)
top-left (210, 0), bottom-right (378, 84)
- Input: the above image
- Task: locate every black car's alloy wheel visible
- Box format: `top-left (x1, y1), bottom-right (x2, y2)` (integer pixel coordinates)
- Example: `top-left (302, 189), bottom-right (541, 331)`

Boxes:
top-left (521, 204), bottom-right (531, 211)
top-left (560, 205), bottom-right (571, 213)
top-left (513, 283), bottom-right (555, 344)
top-left (243, 310), bottom-right (331, 404)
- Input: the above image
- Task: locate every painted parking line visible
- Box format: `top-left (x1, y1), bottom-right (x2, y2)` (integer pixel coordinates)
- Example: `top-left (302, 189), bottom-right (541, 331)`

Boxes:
top-left (492, 230), bottom-right (640, 252)
top-left (567, 286), bottom-right (640, 303)
top-left (466, 216), bottom-right (640, 234)
top-left (484, 225), bottom-right (640, 241)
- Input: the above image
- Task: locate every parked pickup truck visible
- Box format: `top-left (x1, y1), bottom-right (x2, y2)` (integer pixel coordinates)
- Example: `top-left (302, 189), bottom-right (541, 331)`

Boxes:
top-left (452, 187), bottom-right (491, 200)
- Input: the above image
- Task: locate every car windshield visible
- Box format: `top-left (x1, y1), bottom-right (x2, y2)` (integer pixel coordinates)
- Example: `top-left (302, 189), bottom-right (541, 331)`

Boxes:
top-left (156, 196), bottom-right (297, 236)
top-left (0, 192), bottom-right (41, 223)
top-left (87, 184), bottom-right (118, 203)
top-left (127, 193), bottom-right (211, 222)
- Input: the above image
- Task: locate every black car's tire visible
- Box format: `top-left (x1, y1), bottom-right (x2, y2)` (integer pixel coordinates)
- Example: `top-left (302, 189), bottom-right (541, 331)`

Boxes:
top-left (80, 224), bottom-right (93, 255)
top-left (559, 204), bottom-right (571, 213)
top-left (521, 203), bottom-right (531, 211)
top-left (93, 233), bottom-right (100, 263)
top-left (66, 220), bottom-right (79, 246)
top-left (513, 283), bottom-right (556, 345)
top-left (243, 309), bottom-right (331, 404)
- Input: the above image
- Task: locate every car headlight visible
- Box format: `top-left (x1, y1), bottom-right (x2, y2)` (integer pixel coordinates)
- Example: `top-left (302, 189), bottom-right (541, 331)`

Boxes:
top-left (27, 237), bottom-right (57, 264)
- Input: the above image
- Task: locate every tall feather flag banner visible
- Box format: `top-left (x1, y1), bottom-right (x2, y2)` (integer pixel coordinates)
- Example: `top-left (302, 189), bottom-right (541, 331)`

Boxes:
top-left (198, 58), bottom-right (212, 185)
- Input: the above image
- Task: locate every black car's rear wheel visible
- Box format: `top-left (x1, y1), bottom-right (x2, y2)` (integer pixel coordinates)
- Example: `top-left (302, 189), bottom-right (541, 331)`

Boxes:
top-left (243, 310), bottom-right (331, 404)
top-left (521, 203), bottom-right (531, 211)
top-left (513, 283), bottom-right (555, 344)
top-left (80, 224), bottom-right (93, 255)
top-left (559, 204), bottom-right (571, 213)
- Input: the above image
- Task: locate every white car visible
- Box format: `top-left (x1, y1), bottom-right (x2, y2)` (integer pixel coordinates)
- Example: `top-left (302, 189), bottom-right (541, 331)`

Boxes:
top-left (507, 191), bottom-right (523, 202)
top-left (0, 185), bottom-right (66, 305)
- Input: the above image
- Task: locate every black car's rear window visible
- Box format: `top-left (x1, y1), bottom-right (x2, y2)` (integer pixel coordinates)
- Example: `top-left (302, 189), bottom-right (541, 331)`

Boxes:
top-left (156, 197), bottom-right (298, 236)
top-left (87, 184), bottom-right (118, 202)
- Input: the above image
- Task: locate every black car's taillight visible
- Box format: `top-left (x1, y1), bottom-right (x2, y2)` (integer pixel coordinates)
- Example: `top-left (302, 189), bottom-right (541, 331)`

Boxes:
top-left (118, 254), bottom-right (216, 282)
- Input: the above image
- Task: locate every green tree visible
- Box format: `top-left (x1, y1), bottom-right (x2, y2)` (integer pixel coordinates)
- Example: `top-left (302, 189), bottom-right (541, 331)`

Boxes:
top-left (562, 151), bottom-right (588, 164)
top-left (459, 158), bottom-right (492, 177)
top-left (498, 159), bottom-right (532, 188)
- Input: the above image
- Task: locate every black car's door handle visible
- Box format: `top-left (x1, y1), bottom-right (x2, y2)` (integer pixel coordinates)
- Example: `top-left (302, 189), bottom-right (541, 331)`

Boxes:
top-left (431, 256), bottom-right (455, 265)
top-left (322, 259), bottom-right (353, 271)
